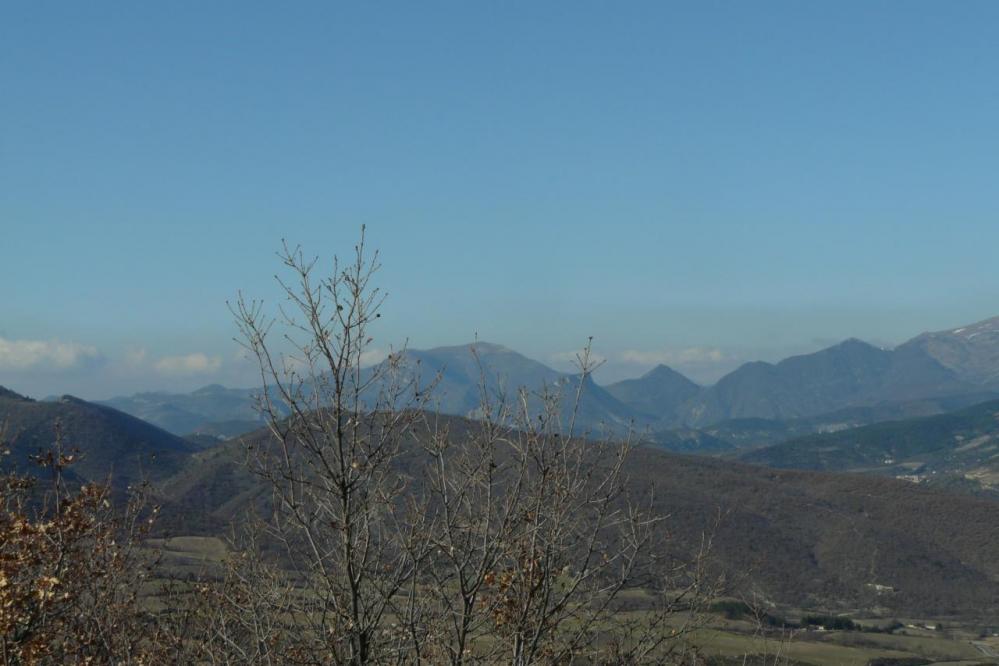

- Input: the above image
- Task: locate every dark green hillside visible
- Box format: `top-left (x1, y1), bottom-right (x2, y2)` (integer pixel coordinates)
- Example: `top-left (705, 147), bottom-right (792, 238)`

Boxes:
top-left (741, 401), bottom-right (999, 496)
top-left (704, 392), bottom-right (999, 451)
top-left (0, 386), bottom-right (196, 487)
top-left (740, 399), bottom-right (999, 491)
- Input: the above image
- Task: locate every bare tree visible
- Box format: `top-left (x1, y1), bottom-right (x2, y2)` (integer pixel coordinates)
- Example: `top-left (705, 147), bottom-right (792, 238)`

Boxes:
top-left (217, 229), bottom-right (714, 664)
top-left (405, 344), bottom-right (715, 664)
top-left (228, 229), bottom-right (435, 664)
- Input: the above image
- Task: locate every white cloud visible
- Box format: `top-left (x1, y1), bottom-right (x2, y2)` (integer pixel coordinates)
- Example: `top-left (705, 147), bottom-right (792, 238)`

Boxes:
top-left (360, 348), bottom-right (389, 367)
top-left (619, 347), bottom-right (730, 366)
top-left (0, 337), bottom-right (102, 370)
top-left (153, 352), bottom-right (222, 376)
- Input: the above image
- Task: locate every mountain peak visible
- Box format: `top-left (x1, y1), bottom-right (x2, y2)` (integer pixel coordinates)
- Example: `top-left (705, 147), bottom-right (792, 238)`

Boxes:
top-left (643, 363), bottom-right (674, 377)
top-left (830, 337), bottom-right (883, 353)
top-left (193, 384), bottom-right (228, 395)
top-left (423, 341), bottom-right (513, 356)
top-left (467, 341), bottom-right (513, 354)
top-left (604, 363), bottom-right (701, 421)
top-left (771, 338), bottom-right (885, 368)
top-left (642, 364), bottom-right (699, 385)
top-left (828, 338), bottom-right (885, 354)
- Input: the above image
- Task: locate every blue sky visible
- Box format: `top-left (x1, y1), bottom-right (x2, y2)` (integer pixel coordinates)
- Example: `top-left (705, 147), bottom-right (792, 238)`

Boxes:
top-left (3, 2), bottom-right (999, 398)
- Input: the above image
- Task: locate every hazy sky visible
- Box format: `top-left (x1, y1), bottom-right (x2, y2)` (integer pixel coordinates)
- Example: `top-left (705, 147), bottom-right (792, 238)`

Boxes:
top-left (3, 2), bottom-right (999, 399)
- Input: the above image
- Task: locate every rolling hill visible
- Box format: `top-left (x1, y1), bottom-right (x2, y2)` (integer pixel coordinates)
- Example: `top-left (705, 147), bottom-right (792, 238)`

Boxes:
top-left (6, 380), bottom-right (998, 617)
top-left (156, 413), bottom-right (999, 618)
top-left (0, 386), bottom-right (197, 487)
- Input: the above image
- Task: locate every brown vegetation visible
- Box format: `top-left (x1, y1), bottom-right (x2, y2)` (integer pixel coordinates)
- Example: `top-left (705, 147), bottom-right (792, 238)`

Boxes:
top-left (0, 426), bottom-right (165, 664)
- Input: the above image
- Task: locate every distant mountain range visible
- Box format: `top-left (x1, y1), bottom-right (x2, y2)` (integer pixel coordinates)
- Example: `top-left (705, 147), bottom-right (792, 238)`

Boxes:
top-left (667, 338), bottom-right (966, 426)
top-left (99, 343), bottom-right (638, 436)
top-left (97, 315), bottom-right (999, 440)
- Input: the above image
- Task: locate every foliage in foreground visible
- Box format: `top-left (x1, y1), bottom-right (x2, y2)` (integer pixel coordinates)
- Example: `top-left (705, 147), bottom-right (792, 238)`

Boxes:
top-left (0, 432), bottom-right (167, 664)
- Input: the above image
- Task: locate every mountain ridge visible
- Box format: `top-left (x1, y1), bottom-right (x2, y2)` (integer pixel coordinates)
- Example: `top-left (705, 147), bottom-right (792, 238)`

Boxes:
top-left (96, 313), bottom-right (999, 436)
